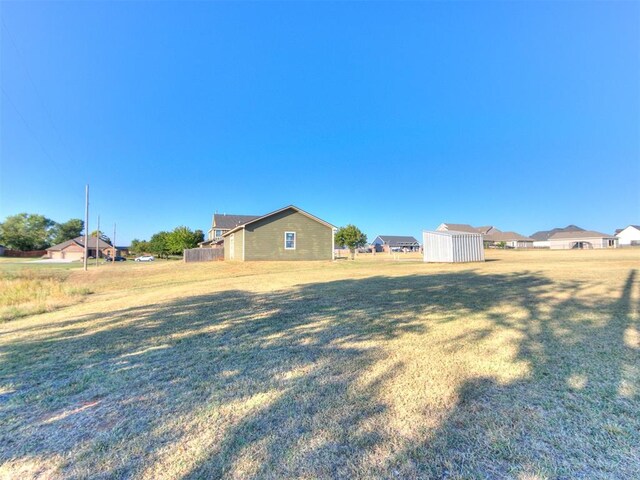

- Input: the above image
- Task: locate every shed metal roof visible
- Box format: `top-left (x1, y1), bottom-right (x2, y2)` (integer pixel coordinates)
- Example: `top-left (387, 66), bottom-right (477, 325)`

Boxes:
top-left (425, 230), bottom-right (483, 237)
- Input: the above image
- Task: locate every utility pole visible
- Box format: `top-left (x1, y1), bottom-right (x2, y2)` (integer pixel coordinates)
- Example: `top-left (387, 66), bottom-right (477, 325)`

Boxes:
top-left (112, 223), bottom-right (116, 265)
top-left (83, 185), bottom-right (89, 271)
top-left (96, 215), bottom-right (100, 268)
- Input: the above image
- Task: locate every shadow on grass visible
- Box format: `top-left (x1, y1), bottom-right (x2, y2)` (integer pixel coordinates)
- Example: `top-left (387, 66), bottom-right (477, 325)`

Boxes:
top-left (383, 270), bottom-right (640, 478)
top-left (0, 270), bottom-right (637, 478)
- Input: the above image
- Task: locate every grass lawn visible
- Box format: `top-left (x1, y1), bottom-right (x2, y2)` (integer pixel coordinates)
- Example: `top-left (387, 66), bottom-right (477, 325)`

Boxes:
top-left (0, 249), bottom-right (638, 479)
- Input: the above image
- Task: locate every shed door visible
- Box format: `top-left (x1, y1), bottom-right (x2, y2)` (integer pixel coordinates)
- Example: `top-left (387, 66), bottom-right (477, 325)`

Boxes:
top-left (229, 234), bottom-right (235, 259)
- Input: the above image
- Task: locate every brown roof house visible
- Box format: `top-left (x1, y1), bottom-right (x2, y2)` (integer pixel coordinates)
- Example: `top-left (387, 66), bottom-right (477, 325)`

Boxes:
top-left (548, 231), bottom-right (618, 250)
top-left (46, 235), bottom-right (114, 261)
top-left (223, 205), bottom-right (335, 261)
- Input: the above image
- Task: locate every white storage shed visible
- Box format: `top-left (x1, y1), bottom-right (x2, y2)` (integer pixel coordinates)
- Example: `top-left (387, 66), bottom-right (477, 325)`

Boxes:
top-left (423, 230), bottom-right (485, 263)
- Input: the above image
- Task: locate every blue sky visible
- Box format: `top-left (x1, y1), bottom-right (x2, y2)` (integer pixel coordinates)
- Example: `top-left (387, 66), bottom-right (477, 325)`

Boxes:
top-left (1, 1), bottom-right (638, 244)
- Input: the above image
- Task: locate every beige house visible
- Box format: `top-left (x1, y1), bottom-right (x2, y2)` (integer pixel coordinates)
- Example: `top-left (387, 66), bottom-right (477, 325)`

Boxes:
top-left (46, 236), bottom-right (114, 260)
top-left (484, 231), bottom-right (534, 249)
top-left (437, 223), bottom-right (532, 249)
top-left (530, 225), bottom-right (584, 248)
top-left (548, 231), bottom-right (618, 250)
top-left (223, 205), bottom-right (335, 261)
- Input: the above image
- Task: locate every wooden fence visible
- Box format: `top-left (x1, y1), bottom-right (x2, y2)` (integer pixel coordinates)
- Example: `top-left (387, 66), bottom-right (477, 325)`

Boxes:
top-left (183, 248), bottom-right (224, 263)
top-left (2, 249), bottom-right (47, 258)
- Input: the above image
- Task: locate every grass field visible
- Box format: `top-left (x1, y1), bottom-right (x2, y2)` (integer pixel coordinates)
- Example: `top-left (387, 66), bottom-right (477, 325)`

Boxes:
top-left (0, 249), bottom-right (638, 479)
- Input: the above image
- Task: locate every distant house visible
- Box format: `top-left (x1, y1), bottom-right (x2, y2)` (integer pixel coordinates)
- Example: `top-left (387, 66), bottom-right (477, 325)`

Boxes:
top-left (436, 223), bottom-right (531, 249)
top-left (222, 205), bottom-right (335, 261)
top-left (437, 223), bottom-right (483, 234)
top-left (530, 225), bottom-right (584, 248)
top-left (205, 213), bottom-right (260, 244)
top-left (46, 236), bottom-right (114, 260)
top-left (475, 226), bottom-right (502, 235)
top-left (437, 223), bottom-right (503, 235)
top-left (548, 231), bottom-right (618, 250)
top-left (371, 235), bottom-right (420, 252)
top-left (484, 231), bottom-right (534, 249)
top-left (615, 225), bottom-right (640, 246)
top-left (115, 246), bottom-right (130, 257)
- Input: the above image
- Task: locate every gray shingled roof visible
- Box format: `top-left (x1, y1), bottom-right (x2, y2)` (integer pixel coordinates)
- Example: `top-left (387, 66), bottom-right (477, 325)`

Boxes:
top-left (375, 235), bottom-right (420, 246)
top-left (530, 225), bottom-right (585, 241)
top-left (615, 225), bottom-right (640, 235)
top-left (213, 214), bottom-right (260, 230)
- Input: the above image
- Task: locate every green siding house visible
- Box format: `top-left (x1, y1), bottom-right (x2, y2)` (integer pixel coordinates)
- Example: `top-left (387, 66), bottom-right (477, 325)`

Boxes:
top-left (223, 206), bottom-right (335, 261)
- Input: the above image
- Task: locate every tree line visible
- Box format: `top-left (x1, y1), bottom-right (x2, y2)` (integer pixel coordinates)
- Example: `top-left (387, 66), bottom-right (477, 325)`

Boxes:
top-left (1, 212), bottom-right (364, 259)
top-left (0, 213), bottom-right (86, 251)
top-left (130, 227), bottom-right (204, 258)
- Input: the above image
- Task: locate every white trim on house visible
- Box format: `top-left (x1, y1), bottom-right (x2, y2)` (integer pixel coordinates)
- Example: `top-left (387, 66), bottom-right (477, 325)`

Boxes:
top-left (284, 231), bottom-right (296, 250)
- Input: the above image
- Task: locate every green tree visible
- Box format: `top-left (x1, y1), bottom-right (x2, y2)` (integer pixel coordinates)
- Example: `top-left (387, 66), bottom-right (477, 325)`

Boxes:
top-left (167, 226), bottom-right (204, 254)
top-left (334, 224), bottom-right (367, 260)
top-left (90, 230), bottom-right (112, 245)
top-left (130, 239), bottom-right (150, 255)
top-left (148, 231), bottom-right (171, 259)
top-left (0, 213), bottom-right (55, 250)
top-left (51, 219), bottom-right (84, 245)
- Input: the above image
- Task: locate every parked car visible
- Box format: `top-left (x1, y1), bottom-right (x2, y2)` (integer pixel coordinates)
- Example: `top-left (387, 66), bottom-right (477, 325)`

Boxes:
top-left (105, 256), bottom-right (127, 262)
top-left (134, 255), bottom-right (155, 262)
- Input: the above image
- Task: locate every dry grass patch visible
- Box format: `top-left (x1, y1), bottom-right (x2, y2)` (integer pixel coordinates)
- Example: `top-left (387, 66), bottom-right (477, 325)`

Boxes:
top-left (0, 270), bottom-right (91, 321)
top-left (0, 249), bottom-right (638, 478)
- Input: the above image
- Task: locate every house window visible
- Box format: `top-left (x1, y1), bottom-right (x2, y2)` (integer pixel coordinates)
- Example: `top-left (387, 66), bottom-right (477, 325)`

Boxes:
top-left (215, 230), bottom-right (223, 238)
top-left (284, 232), bottom-right (296, 250)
